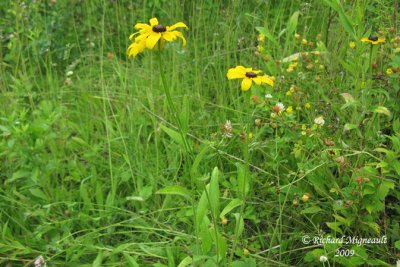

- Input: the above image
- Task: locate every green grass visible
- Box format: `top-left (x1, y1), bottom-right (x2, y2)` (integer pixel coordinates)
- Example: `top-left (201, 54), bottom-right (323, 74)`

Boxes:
top-left (0, 0), bottom-right (399, 266)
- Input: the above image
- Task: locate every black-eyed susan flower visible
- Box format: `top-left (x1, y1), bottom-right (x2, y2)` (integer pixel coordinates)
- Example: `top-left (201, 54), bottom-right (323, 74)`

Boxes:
top-left (127, 17), bottom-right (188, 57)
top-left (226, 66), bottom-right (274, 91)
top-left (361, 34), bottom-right (385, 45)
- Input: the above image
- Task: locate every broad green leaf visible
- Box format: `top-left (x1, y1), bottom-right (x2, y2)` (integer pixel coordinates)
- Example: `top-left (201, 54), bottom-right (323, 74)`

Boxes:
top-left (160, 124), bottom-right (185, 149)
top-left (286, 11), bottom-right (300, 37)
top-left (233, 213), bottom-right (245, 238)
top-left (326, 221), bottom-right (343, 234)
top-left (395, 240), bottom-right (400, 249)
top-left (178, 256), bottom-right (192, 267)
top-left (156, 185), bottom-right (192, 200)
top-left (236, 163), bottom-right (249, 197)
top-left (301, 206), bottom-right (322, 214)
top-left (196, 190), bottom-right (209, 232)
top-left (190, 145), bottom-right (209, 179)
top-left (208, 167), bottom-right (220, 220)
top-left (376, 180), bottom-right (394, 200)
top-left (92, 250), bottom-right (103, 267)
top-left (372, 106), bottom-right (391, 117)
top-left (220, 198), bottom-right (243, 219)
top-left (216, 233), bottom-right (227, 260)
top-left (123, 252), bottom-right (140, 267)
top-left (344, 123), bottom-right (358, 132)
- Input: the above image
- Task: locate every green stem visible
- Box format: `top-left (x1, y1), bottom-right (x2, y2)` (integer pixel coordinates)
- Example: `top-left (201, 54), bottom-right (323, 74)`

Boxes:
top-left (157, 49), bottom-right (193, 156)
top-left (156, 46), bottom-right (200, 262)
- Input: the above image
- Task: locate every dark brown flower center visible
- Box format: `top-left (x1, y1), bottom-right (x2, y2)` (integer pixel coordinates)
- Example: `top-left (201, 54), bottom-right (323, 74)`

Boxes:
top-left (368, 35), bottom-right (378, 42)
top-left (245, 71), bottom-right (257, 78)
top-left (152, 24), bottom-right (167, 33)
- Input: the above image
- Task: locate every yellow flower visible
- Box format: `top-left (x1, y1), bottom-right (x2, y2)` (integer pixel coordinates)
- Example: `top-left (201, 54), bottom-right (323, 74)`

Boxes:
top-left (258, 33), bottom-right (265, 42)
top-left (301, 193), bottom-right (310, 202)
top-left (248, 133), bottom-right (253, 139)
top-left (301, 38), bottom-right (308, 45)
top-left (286, 90), bottom-right (292, 96)
top-left (386, 68), bottom-right (393, 75)
top-left (361, 35), bottom-right (385, 45)
top-left (257, 45), bottom-right (264, 52)
top-left (349, 41), bottom-right (356, 49)
top-left (305, 102), bottom-right (311, 109)
top-left (227, 66), bottom-right (274, 91)
top-left (286, 106), bottom-right (293, 114)
top-left (127, 17), bottom-right (188, 57)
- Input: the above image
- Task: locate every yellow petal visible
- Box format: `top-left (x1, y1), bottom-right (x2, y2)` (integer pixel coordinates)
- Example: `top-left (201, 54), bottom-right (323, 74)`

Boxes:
top-left (361, 38), bottom-right (370, 43)
top-left (167, 22), bottom-right (188, 31)
top-left (129, 32), bottom-right (140, 40)
top-left (252, 76), bottom-right (262, 85)
top-left (134, 23), bottom-right (151, 31)
top-left (260, 76), bottom-right (274, 87)
top-left (162, 31), bottom-right (177, 42)
top-left (253, 70), bottom-right (262, 74)
top-left (135, 33), bottom-right (149, 42)
top-left (172, 31), bottom-right (187, 46)
top-left (149, 17), bottom-right (159, 26)
top-left (146, 33), bottom-right (161, 49)
top-left (227, 67), bottom-right (246, 79)
top-left (241, 78), bottom-right (252, 91)
top-left (127, 39), bottom-right (146, 57)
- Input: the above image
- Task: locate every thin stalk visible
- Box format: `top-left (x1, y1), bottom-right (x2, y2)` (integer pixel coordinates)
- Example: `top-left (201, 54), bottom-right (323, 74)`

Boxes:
top-left (156, 48), bottom-right (193, 156)
top-left (156, 45), bottom-right (200, 261)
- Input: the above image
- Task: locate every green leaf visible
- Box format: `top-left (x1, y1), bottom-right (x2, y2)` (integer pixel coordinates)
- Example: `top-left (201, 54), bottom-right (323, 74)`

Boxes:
top-left (376, 180), bottom-right (394, 200)
top-left (301, 206), bottom-right (322, 214)
top-left (344, 123), bottom-right (358, 132)
top-left (236, 163), bottom-right (249, 197)
top-left (190, 145), bottom-right (209, 179)
top-left (233, 213), bottom-right (245, 238)
top-left (160, 124), bottom-right (185, 149)
top-left (326, 222), bottom-right (343, 234)
top-left (395, 240), bottom-right (400, 249)
top-left (178, 256), bottom-right (192, 267)
top-left (123, 252), bottom-right (140, 267)
top-left (208, 167), bottom-right (220, 220)
top-left (321, 0), bottom-right (356, 39)
top-left (220, 198), bottom-right (243, 219)
top-left (156, 185), bottom-right (192, 200)
top-left (255, 27), bottom-right (279, 47)
top-left (286, 11), bottom-right (300, 37)
top-left (92, 250), bottom-right (103, 267)
top-left (196, 190), bottom-right (209, 233)
top-left (372, 106), bottom-right (391, 117)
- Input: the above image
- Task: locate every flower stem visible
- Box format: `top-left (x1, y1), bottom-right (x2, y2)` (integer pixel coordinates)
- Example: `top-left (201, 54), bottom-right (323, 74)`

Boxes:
top-left (156, 46), bottom-right (200, 261)
top-left (156, 50), bottom-right (193, 155)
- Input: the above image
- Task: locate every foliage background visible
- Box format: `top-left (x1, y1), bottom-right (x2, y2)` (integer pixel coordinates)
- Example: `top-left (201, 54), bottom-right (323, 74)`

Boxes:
top-left (0, 0), bottom-right (399, 266)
